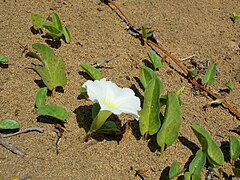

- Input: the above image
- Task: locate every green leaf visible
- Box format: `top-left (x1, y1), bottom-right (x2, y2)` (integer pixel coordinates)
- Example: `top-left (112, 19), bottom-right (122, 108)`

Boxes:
top-left (231, 12), bottom-right (240, 23)
top-left (0, 55), bottom-right (8, 63)
top-left (139, 77), bottom-right (163, 138)
top-left (169, 162), bottom-right (180, 179)
top-left (98, 121), bottom-right (120, 132)
top-left (35, 87), bottom-right (48, 109)
top-left (0, 119), bottom-right (20, 130)
top-left (31, 13), bottom-right (44, 31)
top-left (43, 23), bottom-right (62, 39)
top-left (80, 87), bottom-right (88, 98)
top-left (139, 66), bottom-right (158, 89)
top-left (32, 43), bottom-right (54, 63)
top-left (80, 64), bottom-right (103, 80)
top-left (62, 26), bottom-right (71, 44)
top-left (89, 110), bottom-right (112, 134)
top-left (229, 136), bottom-right (240, 161)
top-left (225, 81), bottom-right (234, 91)
top-left (233, 167), bottom-right (240, 177)
top-left (189, 149), bottom-right (206, 176)
top-left (30, 43), bottom-right (67, 91)
top-left (37, 105), bottom-right (68, 122)
top-left (157, 92), bottom-right (181, 156)
top-left (191, 174), bottom-right (202, 180)
top-left (147, 51), bottom-right (162, 70)
top-left (191, 124), bottom-right (224, 166)
top-left (52, 13), bottom-right (63, 31)
top-left (142, 27), bottom-right (153, 41)
top-left (92, 103), bottom-right (101, 119)
top-left (26, 51), bottom-right (42, 62)
top-left (188, 69), bottom-right (198, 77)
top-left (184, 172), bottom-right (191, 180)
top-left (203, 64), bottom-right (216, 86)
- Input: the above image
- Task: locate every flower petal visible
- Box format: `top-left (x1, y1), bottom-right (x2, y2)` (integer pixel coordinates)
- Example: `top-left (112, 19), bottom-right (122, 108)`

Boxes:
top-left (83, 78), bottom-right (141, 119)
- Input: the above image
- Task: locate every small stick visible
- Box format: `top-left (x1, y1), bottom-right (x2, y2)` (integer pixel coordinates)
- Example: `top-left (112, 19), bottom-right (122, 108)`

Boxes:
top-left (91, 55), bottom-right (119, 68)
top-left (108, 0), bottom-right (132, 25)
top-left (0, 139), bottom-right (25, 156)
top-left (104, 0), bottom-right (240, 119)
top-left (180, 54), bottom-right (198, 61)
top-left (147, 40), bottom-right (240, 118)
top-left (0, 127), bottom-right (44, 138)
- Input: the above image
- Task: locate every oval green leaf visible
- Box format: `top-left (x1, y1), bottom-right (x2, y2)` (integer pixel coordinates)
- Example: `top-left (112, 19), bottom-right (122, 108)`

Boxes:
top-left (203, 64), bottom-right (216, 86)
top-left (43, 23), bottom-right (62, 38)
top-left (37, 105), bottom-right (68, 122)
top-left (31, 13), bottom-right (44, 31)
top-left (189, 149), bottom-right (206, 176)
top-left (80, 64), bottom-right (103, 80)
top-left (139, 77), bottom-right (163, 137)
top-left (63, 26), bottom-right (71, 44)
top-left (0, 119), bottom-right (20, 130)
top-left (32, 43), bottom-right (55, 63)
top-left (139, 66), bottom-right (158, 89)
top-left (98, 121), bottom-right (120, 132)
top-left (0, 55), bottom-right (8, 63)
top-left (169, 162), bottom-right (180, 179)
top-left (225, 81), bottom-right (234, 91)
top-left (157, 92), bottom-right (181, 155)
top-left (147, 50), bottom-right (162, 70)
top-left (229, 136), bottom-right (240, 161)
top-left (52, 13), bottom-right (63, 31)
top-left (191, 124), bottom-right (224, 166)
top-left (35, 87), bottom-right (48, 109)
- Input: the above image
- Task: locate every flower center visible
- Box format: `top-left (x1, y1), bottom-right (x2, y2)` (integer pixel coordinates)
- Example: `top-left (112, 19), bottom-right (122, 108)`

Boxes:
top-left (103, 99), bottom-right (118, 108)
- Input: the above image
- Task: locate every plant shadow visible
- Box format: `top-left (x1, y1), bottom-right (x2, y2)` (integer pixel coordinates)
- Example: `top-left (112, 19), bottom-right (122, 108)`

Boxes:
top-left (78, 71), bottom-right (92, 80)
top-left (159, 166), bottom-right (170, 180)
top-left (147, 134), bottom-right (161, 152)
top-left (45, 39), bottom-right (61, 49)
top-left (37, 115), bottom-right (61, 124)
top-left (0, 63), bottom-right (9, 69)
top-left (73, 105), bottom-right (126, 143)
top-left (30, 26), bottom-right (41, 35)
top-left (178, 136), bottom-right (200, 171)
top-left (142, 59), bottom-right (154, 70)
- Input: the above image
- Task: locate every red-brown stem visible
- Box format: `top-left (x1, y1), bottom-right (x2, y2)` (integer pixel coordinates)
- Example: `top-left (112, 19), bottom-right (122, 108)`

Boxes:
top-left (107, 0), bottom-right (240, 118)
top-left (108, 0), bottom-right (132, 24)
top-left (147, 40), bottom-right (240, 118)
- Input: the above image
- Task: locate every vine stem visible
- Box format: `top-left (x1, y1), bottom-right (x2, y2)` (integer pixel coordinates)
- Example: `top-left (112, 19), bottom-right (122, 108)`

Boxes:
top-left (147, 40), bottom-right (240, 118)
top-left (107, 0), bottom-right (240, 118)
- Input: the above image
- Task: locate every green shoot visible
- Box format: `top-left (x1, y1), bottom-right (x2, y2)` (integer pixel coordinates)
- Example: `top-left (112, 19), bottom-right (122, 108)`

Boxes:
top-left (31, 12), bottom-right (71, 43)
top-left (203, 64), bottom-right (217, 86)
top-left (43, 13), bottom-right (71, 43)
top-left (231, 12), bottom-right (240, 23)
top-left (141, 26), bottom-right (154, 43)
top-left (31, 13), bottom-right (44, 32)
top-left (27, 43), bottom-right (67, 92)
top-left (225, 81), bottom-right (234, 91)
top-left (0, 55), bottom-right (8, 63)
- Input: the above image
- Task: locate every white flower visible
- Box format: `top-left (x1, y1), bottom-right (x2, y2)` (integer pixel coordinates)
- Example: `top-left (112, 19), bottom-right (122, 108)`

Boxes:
top-left (82, 78), bottom-right (141, 120)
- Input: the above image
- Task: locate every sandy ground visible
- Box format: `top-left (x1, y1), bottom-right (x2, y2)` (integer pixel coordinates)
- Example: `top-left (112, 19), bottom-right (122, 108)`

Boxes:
top-left (0, 0), bottom-right (239, 179)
